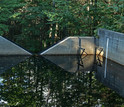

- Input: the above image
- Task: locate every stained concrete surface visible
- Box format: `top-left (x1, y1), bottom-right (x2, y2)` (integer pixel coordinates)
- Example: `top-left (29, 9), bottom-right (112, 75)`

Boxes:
top-left (41, 37), bottom-right (95, 55)
top-left (0, 36), bottom-right (31, 55)
top-left (98, 29), bottom-right (124, 65)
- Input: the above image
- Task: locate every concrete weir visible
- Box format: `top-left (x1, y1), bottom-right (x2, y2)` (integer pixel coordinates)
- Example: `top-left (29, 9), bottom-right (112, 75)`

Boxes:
top-left (41, 37), bottom-right (95, 55)
top-left (41, 29), bottom-right (124, 66)
top-left (0, 36), bottom-right (31, 55)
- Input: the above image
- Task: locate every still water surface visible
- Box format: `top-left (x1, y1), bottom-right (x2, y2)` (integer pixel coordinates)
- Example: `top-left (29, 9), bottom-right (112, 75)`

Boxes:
top-left (0, 55), bottom-right (124, 106)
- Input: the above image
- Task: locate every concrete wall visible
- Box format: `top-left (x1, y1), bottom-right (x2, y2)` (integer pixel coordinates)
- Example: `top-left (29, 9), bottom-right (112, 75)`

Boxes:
top-left (41, 37), bottom-right (95, 55)
top-left (98, 29), bottom-right (124, 65)
top-left (0, 36), bottom-right (31, 55)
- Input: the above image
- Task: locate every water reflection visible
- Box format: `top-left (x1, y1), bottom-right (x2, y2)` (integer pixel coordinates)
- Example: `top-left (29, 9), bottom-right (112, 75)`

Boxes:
top-left (95, 56), bottom-right (124, 98)
top-left (0, 56), bottom-right (29, 74)
top-left (43, 55), bottom-right (95, 73)
top-left (0, 56), bottom-right (124, 106)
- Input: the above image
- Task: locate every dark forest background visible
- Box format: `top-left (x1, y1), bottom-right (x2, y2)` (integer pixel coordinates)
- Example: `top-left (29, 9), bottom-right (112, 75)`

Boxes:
top-left (0, 0), bottom-right (124, 53)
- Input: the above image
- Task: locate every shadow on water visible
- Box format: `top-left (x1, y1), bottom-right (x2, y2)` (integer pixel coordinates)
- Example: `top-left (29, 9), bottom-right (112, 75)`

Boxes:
top-left (0, 55), bottom-right (124, 106)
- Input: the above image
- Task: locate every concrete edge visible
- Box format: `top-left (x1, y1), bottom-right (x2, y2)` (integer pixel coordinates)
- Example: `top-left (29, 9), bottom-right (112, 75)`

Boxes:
top-left (0, 36), bottom-right (32, 55)
top-left (40, 36), bottom-right (95, 55)
top-left (40, 37), bottom-right (70, 55)
top-left (98, 28), bottom-right (124, 36)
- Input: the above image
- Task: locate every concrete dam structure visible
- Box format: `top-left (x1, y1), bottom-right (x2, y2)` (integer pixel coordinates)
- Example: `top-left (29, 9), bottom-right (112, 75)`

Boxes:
top-left (41, 37), bottom-right (95, 55)
top-left (0, 29), bottom-right (124, 65)
top-left (0, 36), bottom-right (31, 55)
top-left (41, 29), bottom-right (124, 65)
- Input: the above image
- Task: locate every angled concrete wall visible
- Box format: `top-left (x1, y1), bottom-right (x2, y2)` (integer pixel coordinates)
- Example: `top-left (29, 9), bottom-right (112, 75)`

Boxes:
top-left (98, 29), bottom-right (124, 65)
top-left (41, 37), bottom-right (95, 55)
top-left (0, 36), bottom-right (31, 55)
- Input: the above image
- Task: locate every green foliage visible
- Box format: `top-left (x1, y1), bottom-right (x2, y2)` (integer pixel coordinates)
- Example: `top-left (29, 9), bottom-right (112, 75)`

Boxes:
top-left (0, 0), bottom-right (123, 53)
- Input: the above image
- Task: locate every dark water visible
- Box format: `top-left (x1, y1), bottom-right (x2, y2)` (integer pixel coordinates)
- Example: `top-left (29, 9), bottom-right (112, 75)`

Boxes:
top-left (0, 55), bottom-right (124, 106)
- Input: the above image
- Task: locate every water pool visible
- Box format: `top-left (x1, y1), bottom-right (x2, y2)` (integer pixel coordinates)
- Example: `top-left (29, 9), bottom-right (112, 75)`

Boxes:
top-left (0, 55), bottom-right (124, 106)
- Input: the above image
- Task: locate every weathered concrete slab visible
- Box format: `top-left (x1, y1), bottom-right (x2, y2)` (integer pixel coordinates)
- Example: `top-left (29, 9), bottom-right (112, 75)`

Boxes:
top-left (43, 55), bottom-right (95, 73)
top-left (0, 36), bottom-right (32, 55)
top-left (41, 37), bottom-right (95, 55)
top-left (98, 29), bottom-right (124, 65)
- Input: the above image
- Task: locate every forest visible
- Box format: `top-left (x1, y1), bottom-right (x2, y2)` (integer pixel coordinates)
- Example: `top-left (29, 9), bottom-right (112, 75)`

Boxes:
top-left (0, 0), bottom-right (124, 53)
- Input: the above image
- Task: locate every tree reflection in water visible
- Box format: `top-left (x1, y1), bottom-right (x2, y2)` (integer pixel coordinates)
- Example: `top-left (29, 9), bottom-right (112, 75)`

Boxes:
top-left (0, 56), bottom-right (124, 107)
